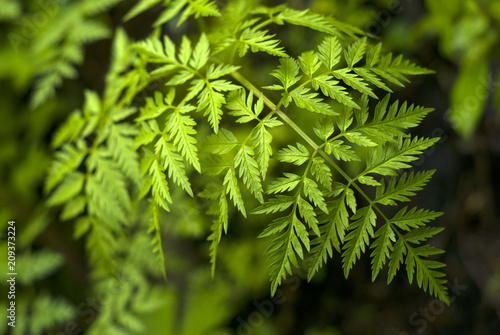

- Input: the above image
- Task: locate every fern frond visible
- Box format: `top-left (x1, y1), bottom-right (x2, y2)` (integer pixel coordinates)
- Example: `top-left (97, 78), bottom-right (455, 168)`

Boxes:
top-left (86, 153), bottom-right (131, 226)
top-left (47, 172), bottom-right (85, 207)
top-left (317, 36), bottom-right (341, 71)
top-left (390, 207), bottom-right (443, 231)
top-left (204, 128), bottom-right (240, 154)
top-left (251, 195), bottom-right (295, 215)
top-left (275, 143), bottom-right (310, 166)
top-left (202, 183), bottom-right (228, 275)
top-left (207, 64), bottom-right (241, 80)
top-left (404, 244), bottom-right (448, 303)
top-left (30, 294), bottom-right (75, 335)
top-left (227, 90), bottom-right (263, 123)
top-left (375, 171), bottom-right (435, 206)
top-left (370, 222), bottom-right (395, 281)
top-left (332, 68), bottom-right (376, 98)
top-left (165, 105), bottom-right (201, 172)
top-left (325, 140), bottom-right (359, 162)
top-left (349, 95), bottom-right (435, 143)
top-left (224, 167), bottom-right (246, 216)
top-left (267, 173), bottom-right (302, 194)
top-left (288, 86), bottom-right (336, 115)
top-left (148, 158), bottom-right (172, 211)
top-left (303, 178), bottom-right (328, 214)
top-left (149, 202), bottom-right (166, 278)
top-left (156, 136), bottom-right (193, 196)
top-left (124, 0), bottom-right (162, 21)
top-left (234, 145), bottom-right (264, 203)
top-left (310, 157), bottom-right (333, 191)
top-left (155, 0), bottom-right (220, 27)
top-left (261, 212), bottom-right (309, 295)
top-left (312, 74), bottom-right (359, 109)
top-left (361, 136), bottom-right (439, 179)
top-left (17, 250), bottom-right (65, 285)
top-left (108, 123), bottom-right (141, 186)
top-left (298, 51), bottom-right (321, 78)
top-left (308, 191), bottom-right (349, 280)
top-left (276, 8), bottom-right (339, 36)
top-left (342, 206), bottom-right (377, 277)
top-left (268, 57), bottom-right (301, 92)
top-left (345, 37), bottom-right (367, 68)
top-left (86, 219), bottom-right (119, 267)
top-left (252, 116), bottom-right (282, 178)
top-left (237, 27), bottom-right (287, 57)
top-left (197, 80), bottom-right (239, 133)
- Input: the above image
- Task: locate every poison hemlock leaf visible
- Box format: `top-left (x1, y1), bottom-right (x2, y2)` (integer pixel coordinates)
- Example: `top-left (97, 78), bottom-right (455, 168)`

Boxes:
top-left (47, 1), bottom-right (449, 311)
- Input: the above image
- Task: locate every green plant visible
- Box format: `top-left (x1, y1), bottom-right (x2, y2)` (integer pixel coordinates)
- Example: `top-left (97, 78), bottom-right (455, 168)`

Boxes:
top-left (412, 0), bottom-right (500, 140)
top-left (47, 0), bottom-right (449, 308)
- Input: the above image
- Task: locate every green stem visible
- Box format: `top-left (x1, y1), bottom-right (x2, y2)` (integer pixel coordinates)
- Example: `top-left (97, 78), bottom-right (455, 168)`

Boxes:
top-left (254, 18), bottom-right (274, 31)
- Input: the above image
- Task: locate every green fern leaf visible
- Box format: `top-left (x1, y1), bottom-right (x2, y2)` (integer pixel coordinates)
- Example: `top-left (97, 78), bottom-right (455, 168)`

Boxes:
top-left (289, 86), bottom-right (335, 115)
top-left (269, 57), bottom-right (301, 91)
top-left (86, 153), bottom-right (131, 226)
top-left (47, 172), bottom-right (85, 207)
top-left (155, 0), bottom-right (220, 27)
top-left (332, 68), bottom-right (376, 98)
top-left (352, 95), bottom-right (435, 143)
top-left (276, 143), bottom-right (310, 165)
top-left (250, 121), bottom-right (276, 178)
top-left (108, 123), bottom-right (141, 186)
top-left (317, 36), bottom-right (341, 71)
top-left (342, 206), bottom-right (377, 277)
top-left (149, 158), bottom-right (172, 211)
top-left (298, 51), bottom-right (321, 78)
top-left (376, 171), bottom-right (435, 206)
top-left (224, 167), bottom-right (246, 216)
top-left (197, 80), bottom-right (239, 133)
top-left (325, 140), bottom-right (359, 162)
top-left (30, 294), bottom-right (75, 335)
top-left (390, 207), bottom-right (443, 231)
top-left (370, 223), bottom-right (395, 281)
top-left (227, 90), bottom-right (263, 123)
top-left (238, 27), bottom-right (287, 57)
top-left (264, 212), bottom-right (309, 295)
top-left (252, 195), bottom-right (295, 215)
top-left (204, 128), bottom-right (239, 154)
top-left (149, 202), bottom-right (166, 278)
top-left (303, 178), bottom-right (328, 214)
top-left (206, 64), bottom-right (241, 80)
top-left (345, 37), bottom-right (367, 68)
top-left (277, 8), bottom-right (339, 36)
top-left (124, 0), bottom-right (162, 21)
top-left (405, 244), bottom-right (448, 303)
top-left (190, 33), bottom-right (210, 70)
top-left (362, 136), bottom-right (439, 178)
top-left (312, 74), bottom-right (359, 109)
top-left (17, 250), bottom-right (65, 285)
top-left (310, 157), bottom-right (332, 191)
top-left (165, 105), bottom-right (201, 172)
top-left (155, 136), bottom-right (193, 196)
top-left (86, 219), bottom-right (118, 267)
top-left (308, 191), bottom-right (349, 280)
top-left (267, 173), bottom-right (302, 194)
top-left (234, 145), bottom-right (264, 203)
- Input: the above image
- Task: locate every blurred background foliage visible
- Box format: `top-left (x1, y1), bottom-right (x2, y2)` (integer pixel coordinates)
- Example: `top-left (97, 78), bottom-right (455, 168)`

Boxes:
top-left (0, 0), bottom-right (499, 334)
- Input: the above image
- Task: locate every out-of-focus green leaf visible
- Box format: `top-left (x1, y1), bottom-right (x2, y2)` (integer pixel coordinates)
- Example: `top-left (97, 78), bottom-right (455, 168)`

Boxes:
top-left (449, 59), bottom-right (489, 140)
